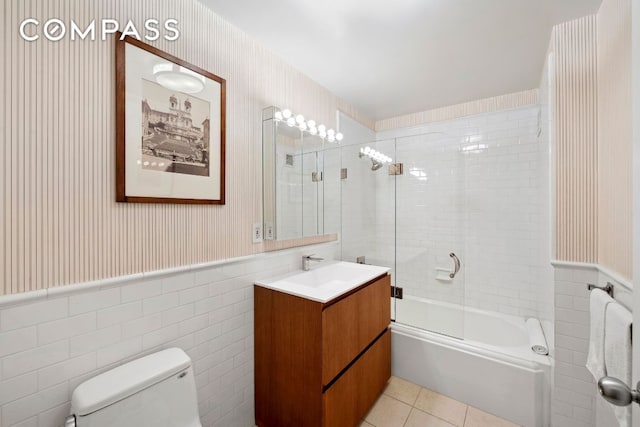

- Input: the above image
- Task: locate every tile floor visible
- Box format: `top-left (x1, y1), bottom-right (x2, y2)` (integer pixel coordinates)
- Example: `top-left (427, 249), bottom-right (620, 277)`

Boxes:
top-left (361, 376), bottom-right (520, 427)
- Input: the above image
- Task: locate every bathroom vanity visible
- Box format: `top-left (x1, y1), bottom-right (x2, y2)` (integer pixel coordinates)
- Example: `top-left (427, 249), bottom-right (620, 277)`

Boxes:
top-left (254, 261), bottom-right (391, 427)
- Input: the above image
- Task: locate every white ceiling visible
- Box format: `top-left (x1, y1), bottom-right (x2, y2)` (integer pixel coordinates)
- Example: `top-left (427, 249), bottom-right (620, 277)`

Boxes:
top-left (199, 0), bottom-right (602, 120)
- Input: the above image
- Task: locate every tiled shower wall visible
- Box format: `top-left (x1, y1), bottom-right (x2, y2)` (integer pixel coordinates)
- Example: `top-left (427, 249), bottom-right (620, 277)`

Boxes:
top-left (0, 242), bottom-right (338, 427)
top-left (374, 104), bottom-right (553, 320)
top-left (338, 114), bottom-right (377, 265)
top-left (538, 49), bottom-right (555, 329)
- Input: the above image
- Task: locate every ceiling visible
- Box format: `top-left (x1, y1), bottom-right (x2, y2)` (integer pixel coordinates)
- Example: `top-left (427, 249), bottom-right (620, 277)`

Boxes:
top-left (199, 0), bottom-right (603, 121)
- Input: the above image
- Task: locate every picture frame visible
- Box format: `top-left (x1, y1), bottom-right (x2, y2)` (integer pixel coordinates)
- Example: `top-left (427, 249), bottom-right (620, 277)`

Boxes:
top-left (115, 33), bottom-right (226, 204)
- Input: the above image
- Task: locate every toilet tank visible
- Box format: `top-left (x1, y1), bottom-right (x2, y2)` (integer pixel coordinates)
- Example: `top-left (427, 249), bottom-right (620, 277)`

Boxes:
top-left (68, 348), bottom-right (201, 427)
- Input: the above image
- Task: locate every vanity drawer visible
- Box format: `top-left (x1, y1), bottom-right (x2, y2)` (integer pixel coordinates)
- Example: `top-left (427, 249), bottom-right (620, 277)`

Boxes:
top-left (321, 274), bottom-right (390, 385)
top-left (323, 329), bottom-right (391, 427)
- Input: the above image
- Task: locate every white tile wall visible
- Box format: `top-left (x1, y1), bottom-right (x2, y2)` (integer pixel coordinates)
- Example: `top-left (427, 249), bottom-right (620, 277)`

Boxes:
top-left (372, 105), bottom-right (553, 320)
top-left (338, 113), bottom-right (379, 266)
top-left (276, 141), bottom-right (303, 240)
top-left (537, 51), bottom-right (556, 334)
top-left (552, 263), bottom-right (597, 427)
top-left (0, 242), bottom-right (339, 427)
top-left (322, 147), bottom-right (342, 236)
top-left (551, 263), bottom-right (632, 427)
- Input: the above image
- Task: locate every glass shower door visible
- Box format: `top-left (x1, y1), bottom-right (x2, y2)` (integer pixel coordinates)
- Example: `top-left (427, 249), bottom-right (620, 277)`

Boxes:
top-left (393, 133), bottom-right (466, 339)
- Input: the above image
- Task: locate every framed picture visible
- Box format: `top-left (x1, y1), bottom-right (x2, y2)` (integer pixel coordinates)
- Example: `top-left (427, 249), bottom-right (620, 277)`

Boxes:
top-left (115, 33), bottom-right (226, 204)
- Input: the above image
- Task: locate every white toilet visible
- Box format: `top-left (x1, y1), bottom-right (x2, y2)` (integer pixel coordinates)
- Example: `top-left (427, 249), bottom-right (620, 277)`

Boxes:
top-left (65, 348), bottom-right (202, 427)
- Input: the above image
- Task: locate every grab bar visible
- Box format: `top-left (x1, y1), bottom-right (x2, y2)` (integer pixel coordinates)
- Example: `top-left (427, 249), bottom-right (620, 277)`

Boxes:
top-left (449, 253), bottom-right (461, 279)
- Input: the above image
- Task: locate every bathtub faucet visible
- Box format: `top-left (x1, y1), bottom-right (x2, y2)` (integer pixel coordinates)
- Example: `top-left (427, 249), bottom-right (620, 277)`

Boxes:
top-left (302, 254), bottom-right (324, 271)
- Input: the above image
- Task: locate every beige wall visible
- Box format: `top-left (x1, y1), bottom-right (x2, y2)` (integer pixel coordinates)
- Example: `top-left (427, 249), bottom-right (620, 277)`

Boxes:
top-left (551, 0), bottom-right (633, 280)
top-left (0, 0), bottom-right (372, 295)
top-left (374, 89), bottom-right (539, 132)
top-left (3, 0), bottom-right (633, 295)
top-left (551, 15), bottom-right (600, 265)
top-left (597, 0), bottom-right (633, 279)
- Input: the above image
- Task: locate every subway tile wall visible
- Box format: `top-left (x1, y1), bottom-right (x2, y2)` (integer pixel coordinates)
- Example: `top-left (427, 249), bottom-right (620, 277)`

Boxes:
top-left (551, 263), bottom-right (632, 427)
top-left (0, 242), bottom-right (339, 427)
top-left (552, 264), bottom-right (598, 427)
top-left (372, 105), bottom-right (553, 320)
top-left (338, 114), bottom-right (378, 267)
top-left (538, 50), bottom-right (555, 331)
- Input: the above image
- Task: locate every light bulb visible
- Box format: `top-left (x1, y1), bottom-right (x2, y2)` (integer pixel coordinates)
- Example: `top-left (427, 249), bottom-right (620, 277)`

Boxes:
top-left (296, 114), bottom-right (305, 125)
top-left (327, 135), bottom-right (335, 143)
top-left (319, 130), bottom-right (327, 138)
top-left (307, 120), bottom-right (316, 128)
top-left (282, 109), bottom-right (292, 119)
top-left (327, 129), bottom-right (335, 136)
top-left (299, 122), bottom-right (307, 131)
top-left (287, 117), bottom-right (296, 127)
top-left (336, 133), bottom-right (344, 141)
top-left (309, 127), bottom-right (318, 135)
top-left (274, 111), bottom-right (283, 120)
top-left (318, 124), bottom-right (326, 133)
top-left (364, 147), bottom-right (371, 154)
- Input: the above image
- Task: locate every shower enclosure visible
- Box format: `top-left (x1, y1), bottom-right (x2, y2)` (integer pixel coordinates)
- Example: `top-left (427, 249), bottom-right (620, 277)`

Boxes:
top-left (339, 106), bottom-right (552, 343)
top-left (337, 106), bottom-right (553, 426)
top-left (341, 133), bottom-right (467, 339)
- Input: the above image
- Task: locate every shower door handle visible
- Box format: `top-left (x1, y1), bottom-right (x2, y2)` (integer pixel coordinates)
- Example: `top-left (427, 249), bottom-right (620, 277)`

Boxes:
top-left (449, 253), bottom-right (460, 279)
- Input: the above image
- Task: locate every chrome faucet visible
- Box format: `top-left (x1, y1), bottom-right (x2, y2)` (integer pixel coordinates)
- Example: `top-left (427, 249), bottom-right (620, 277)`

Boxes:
top-left (302, 254), bottom-right (324, 271)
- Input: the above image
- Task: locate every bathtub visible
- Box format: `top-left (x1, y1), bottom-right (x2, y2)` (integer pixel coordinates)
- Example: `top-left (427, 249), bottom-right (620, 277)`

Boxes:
top-left (392, 295), bottom-right (550, 427)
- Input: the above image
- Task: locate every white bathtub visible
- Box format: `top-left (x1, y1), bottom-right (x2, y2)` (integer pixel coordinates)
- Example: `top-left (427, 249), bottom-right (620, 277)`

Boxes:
top-left (392, 295), bottom-right (550, 427)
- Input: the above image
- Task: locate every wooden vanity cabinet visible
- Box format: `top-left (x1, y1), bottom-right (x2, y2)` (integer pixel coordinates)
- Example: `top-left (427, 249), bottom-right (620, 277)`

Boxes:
top-left (254, 274), bottom-right (391, 427)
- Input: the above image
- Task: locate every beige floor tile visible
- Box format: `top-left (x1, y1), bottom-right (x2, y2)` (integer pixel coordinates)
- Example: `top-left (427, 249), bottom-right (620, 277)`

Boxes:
top-left (404, 408), bottom-right (456, 427)
top-left (383, 376), bottom-right (422, 405)
top-left (359, 421), bottom-right (375, 427)
top-left (364, 394), bottom-right (412, 427)
top-left (413, 388), bottom-right (467, 427)
top-left (464, 406), bottom-right (521, 427)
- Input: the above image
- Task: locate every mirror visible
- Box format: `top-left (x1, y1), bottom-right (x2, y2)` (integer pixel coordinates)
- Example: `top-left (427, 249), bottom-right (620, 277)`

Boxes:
top-left (262, 107), bottom-right (341, 240)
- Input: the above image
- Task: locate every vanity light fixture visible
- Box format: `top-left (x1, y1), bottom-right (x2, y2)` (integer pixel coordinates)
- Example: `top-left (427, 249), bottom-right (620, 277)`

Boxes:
top-left (359, 146), bottom-right (393, 164)
top-left (273, 107), bottom-right (343, 143)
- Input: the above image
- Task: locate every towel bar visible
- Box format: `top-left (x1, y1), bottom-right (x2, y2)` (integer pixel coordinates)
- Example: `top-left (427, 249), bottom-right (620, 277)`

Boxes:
top-left (587, 282), bottom-right (614, 298)
top-left (587, 282), bottom-right (632, 344)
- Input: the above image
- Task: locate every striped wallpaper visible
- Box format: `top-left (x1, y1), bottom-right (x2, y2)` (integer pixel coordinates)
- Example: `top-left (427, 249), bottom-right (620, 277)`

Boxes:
top-left (551, 15), bottom-right (600, 265)
top-left (374, 89), bottom-right (539, 132)
top-left (0, 0), bottom-right (371, 295)
top-left (2, 0), bottom-right (634, 295)
top-left (551, 0), bottom-right (633, 279)
top-left (596, 0), bottom-right (632, 280)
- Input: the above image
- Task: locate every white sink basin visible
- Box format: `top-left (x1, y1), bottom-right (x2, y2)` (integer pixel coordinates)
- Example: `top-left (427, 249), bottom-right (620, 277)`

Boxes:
top-left (255, 261), bottom-right (390, 303)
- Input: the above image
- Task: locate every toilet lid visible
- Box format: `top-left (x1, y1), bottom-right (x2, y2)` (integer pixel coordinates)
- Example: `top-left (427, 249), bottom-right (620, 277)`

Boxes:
top-left (71, 348), bottom-right (191, 416)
